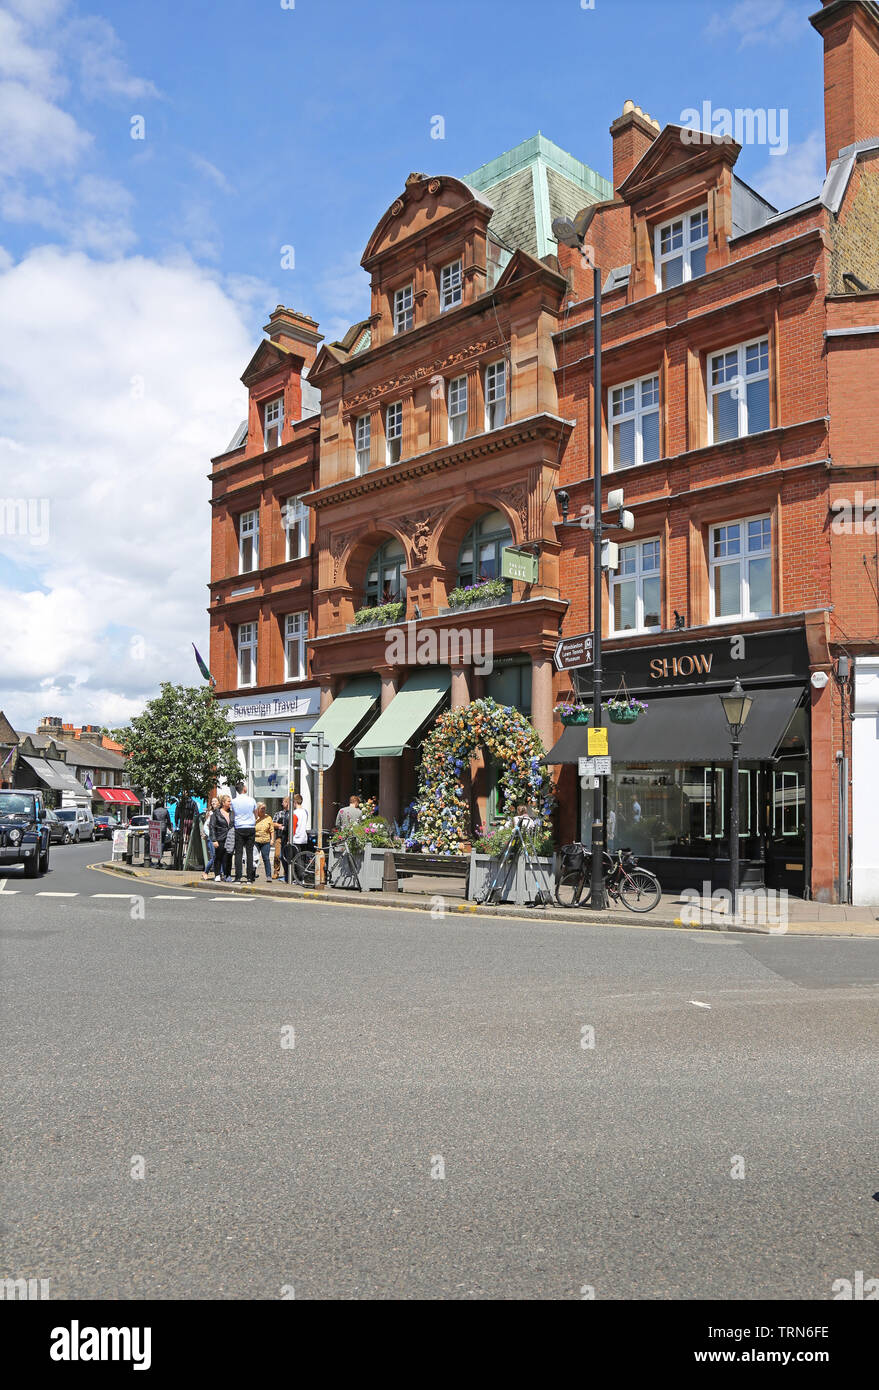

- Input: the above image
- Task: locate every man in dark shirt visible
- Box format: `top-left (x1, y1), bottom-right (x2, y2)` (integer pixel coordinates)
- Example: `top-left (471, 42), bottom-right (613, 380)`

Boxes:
top-left (151, 799), bottom-right (173, 869)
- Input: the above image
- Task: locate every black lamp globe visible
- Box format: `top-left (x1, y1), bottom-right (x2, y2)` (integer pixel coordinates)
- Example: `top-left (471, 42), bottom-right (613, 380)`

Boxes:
top-left (720, 678), bottom-right (753, 735)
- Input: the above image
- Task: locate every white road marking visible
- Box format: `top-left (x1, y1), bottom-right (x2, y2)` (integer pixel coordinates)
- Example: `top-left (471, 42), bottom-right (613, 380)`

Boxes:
top-left (152, 895), bottom-right (195, 901)
top-left (689, 1000), bottom-right (712, 1009)
top-left (36, 891), bottom-right (78, 897)
top-left (91, 893), bottom-right (135, 899)
top-left (0, 888), bottom-right (20, 894)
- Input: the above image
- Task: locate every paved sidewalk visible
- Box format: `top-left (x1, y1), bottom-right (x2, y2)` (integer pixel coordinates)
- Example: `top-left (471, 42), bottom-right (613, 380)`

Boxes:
top-left (95, 860), bottom-right (879, 937)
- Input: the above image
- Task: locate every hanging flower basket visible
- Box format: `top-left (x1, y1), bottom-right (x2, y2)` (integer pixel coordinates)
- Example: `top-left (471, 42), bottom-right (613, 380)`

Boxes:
top-left (554, 700), bottom-right (590, 726)
top-left (604, 699), bottom-right (648, 724)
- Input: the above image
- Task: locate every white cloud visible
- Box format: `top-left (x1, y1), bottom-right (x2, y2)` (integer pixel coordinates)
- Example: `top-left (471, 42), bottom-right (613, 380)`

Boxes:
top-left (704, 0), bottom-right (803, 48)
top-left (66, 15), bottom-right (161, 102)
top-left (0, 78), bottom-right (91, 175)
top-left (190, 154), bottom-right (234, 194)
top-left (0, 8), bottom-right (62, 94)
top-left (0, 246), bottom-right (254, 730)
top-left (751, 130), bottom-right (825, 210)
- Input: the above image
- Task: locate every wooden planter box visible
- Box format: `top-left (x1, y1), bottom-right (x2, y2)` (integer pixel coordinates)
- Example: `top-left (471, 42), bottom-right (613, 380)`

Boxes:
top-left (467, 851), bottom-right (555, 906)
top-left (328, 843), bottom-right (387, 891)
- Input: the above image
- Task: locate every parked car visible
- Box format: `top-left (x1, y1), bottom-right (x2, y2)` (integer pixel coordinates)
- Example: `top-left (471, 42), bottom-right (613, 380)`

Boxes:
top-left (44, 808), bottom-right (73, 845)
top-left (53, 806), bottom-right (96, 843)
top-left (0, 789), bottom-right (50, 876)
top-left (128, 815), bottom-right (151, 831)
top-left (93, 815), bottom-right (117, 840)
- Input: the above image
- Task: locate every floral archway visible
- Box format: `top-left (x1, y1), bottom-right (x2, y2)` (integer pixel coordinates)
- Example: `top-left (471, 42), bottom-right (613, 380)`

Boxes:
top-left (413, 697), bottom-right (554, 853)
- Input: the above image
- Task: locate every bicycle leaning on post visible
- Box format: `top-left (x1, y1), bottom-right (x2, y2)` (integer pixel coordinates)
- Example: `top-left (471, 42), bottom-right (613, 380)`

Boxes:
top-left (556, 843), bottom-right (661, 912)
top-left (290, 835), bottom-right (362, 891)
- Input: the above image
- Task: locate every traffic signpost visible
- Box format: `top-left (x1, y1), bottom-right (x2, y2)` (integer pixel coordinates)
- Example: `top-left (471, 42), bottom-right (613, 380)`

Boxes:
top-left (553, 633), bottom-right (594, 672)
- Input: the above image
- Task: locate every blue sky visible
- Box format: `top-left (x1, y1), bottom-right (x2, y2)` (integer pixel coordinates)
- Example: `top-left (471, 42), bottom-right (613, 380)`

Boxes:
top-left (0, 0), bottom-right (830, 730)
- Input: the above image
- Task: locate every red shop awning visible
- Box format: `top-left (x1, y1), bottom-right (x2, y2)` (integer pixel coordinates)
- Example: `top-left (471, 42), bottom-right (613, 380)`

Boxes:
top-left (95, 788), bottom-right (140, 805)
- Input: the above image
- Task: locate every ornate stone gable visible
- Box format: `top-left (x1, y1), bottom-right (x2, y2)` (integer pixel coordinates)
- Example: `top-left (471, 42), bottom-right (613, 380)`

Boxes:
top-left (342, 335), bottom-right (502, 414)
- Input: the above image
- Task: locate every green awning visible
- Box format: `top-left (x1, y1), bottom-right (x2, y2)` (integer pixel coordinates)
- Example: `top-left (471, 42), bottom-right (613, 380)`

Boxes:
top-left (309, 676), bottom-right (380, 751)
top-left (353, 668), bottom-right (451, 759)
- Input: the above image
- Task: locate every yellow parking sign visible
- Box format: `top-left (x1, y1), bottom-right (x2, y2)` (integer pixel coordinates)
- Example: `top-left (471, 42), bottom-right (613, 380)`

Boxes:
top-left (587, 727), bottom-right (609, 755)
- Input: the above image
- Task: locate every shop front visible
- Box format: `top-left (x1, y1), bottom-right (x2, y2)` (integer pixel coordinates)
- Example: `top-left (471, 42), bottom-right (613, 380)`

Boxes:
top-left (218, 688), bottom-right (321, 822)
top-left (548, 627), bottom-right (810, 895)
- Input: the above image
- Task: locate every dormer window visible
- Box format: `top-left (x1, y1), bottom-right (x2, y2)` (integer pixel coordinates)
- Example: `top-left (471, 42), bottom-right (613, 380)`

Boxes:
top-left (263, 396), bottom-right (283, 450)
top-left (385, 401), bottom-right (403, 465)
top-left (655, 206), bottom-right (708, 290)
top-left (440, 259), bottom-right (463, 310)
top-left (393, 284), bottom-right (414, 334)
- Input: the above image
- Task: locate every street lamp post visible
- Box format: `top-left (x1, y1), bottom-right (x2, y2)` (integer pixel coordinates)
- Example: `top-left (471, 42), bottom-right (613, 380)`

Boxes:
top-left (719, 678), bottom-right (753, 920)
top-left (589, 259), bottom-right (606, 910)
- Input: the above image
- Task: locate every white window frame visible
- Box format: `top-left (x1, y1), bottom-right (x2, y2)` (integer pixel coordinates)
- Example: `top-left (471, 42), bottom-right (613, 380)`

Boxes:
top-left (284, 611), bottom-right (308, 682)
top-left (708, 513), bottom-right (773, 624)
top-left (393, 284), bottom-right (414, 334)
top-left (385, 401), bottom-right (403, 465)
top-left (609, 537), bottom-right (662, 635)
top-left (263, 396), bottom-right (284, 450)
top-left (485, 360), bottom-right (507, 430)
top-left (707, 337), bottom-right (771, 445)
top-left (283, 496), bottom-right (309, 562)
top-left (239, 509), bottom-right (259, 574)
top-left (608, 373), bottom-right (661, 470)
top-left (447, 375), bottom-right (467, 444)
top-left (237, 621), bottom-right (258, 689)
top-left (355, 414), bottom-right (371, 475)
top-left (440, 258), bottom-right (463, 310)
top-left (654, 205), bottom-right (709, 291)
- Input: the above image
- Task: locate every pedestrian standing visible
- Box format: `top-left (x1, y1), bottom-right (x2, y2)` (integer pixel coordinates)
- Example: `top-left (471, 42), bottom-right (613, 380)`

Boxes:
top-left (231, 780), bottom-right (257, 884)
top-left (272, 797), bottom-right (289, 881)
top-left (292, 792), bottom-right (310, 847)
top-left (335, 794), bottom-right (362, 830)
top-left (210, 795), bottom-right (234, 882)
top-left (201, 797), bottom-right (219, 880)
top-left (254, 802), bottom-right (274, 882)
top-left (152, 799), bottom-right (173, 869)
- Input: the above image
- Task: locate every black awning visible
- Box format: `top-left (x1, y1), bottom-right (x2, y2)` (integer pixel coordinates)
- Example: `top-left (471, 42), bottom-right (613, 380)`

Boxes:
top-left (546, 685), bottom-right (804, 764)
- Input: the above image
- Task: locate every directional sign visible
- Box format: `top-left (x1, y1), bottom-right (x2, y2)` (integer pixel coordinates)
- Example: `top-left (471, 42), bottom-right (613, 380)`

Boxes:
top-left (579, 756), bottom-right (612, 778)
top-left (554, 632), bottom-right (594, 671)
top-left (304, 740), bottom-right (335, 771)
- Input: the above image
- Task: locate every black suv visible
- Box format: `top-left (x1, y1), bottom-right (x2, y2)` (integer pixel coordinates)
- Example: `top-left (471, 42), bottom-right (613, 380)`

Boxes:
top-left (0, 789), bottom-right (51, 877)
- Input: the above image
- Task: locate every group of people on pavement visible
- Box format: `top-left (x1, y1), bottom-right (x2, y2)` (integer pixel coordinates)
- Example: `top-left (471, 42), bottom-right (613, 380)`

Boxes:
top-left (201, 782), bottom-right (310, 884)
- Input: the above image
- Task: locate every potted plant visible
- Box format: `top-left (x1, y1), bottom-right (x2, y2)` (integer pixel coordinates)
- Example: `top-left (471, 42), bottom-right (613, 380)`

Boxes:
top-left (446, 578), bottom-right (508, 611)
top-left (352, 601), bottom-right (404, 629)
top-left (468, 822), bottom-right (556, 905)
top-left (329, 812), bottom-right (399, 890)
top-left (604, 697), bottom-right (649, 724)
top-left (554, 700), bottom-right (591, 726)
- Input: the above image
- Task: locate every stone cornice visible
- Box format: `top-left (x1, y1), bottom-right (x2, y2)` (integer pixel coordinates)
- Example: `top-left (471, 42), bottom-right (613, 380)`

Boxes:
top-left (303, 414), bottom-right (574, 511)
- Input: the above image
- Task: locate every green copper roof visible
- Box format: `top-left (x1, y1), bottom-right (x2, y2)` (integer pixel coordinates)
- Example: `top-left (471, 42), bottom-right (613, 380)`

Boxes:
top-left (464, 133), bottom-right (613, 261)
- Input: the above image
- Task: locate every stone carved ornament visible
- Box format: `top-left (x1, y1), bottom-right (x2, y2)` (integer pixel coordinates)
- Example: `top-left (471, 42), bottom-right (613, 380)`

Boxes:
top-left (342, 336), bottom-right (502, 414)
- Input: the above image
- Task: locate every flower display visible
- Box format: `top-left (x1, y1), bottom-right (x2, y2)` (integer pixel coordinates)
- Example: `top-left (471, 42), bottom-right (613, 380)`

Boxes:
top-left (446, 578), bottom-right (508, 609)
top-left (353, 601), bottom-right (404, 627)
top-left (413, 697), bottom-right (555, 854)
top-left (603, 698), bottom-right (649, 713)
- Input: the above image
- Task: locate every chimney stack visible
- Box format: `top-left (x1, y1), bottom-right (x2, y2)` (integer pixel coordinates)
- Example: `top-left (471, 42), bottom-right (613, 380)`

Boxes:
top-left (811, 0), bottom-right (879, 169)
top-left (262, 306), bottom-right (323, 373)
top-left (610, 100), bottom-right (661, 191)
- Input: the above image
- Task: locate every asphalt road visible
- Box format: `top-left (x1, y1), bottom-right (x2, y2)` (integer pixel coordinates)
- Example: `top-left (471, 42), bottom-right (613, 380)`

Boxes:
top-left (1, 841), bottom-right (877, 1300)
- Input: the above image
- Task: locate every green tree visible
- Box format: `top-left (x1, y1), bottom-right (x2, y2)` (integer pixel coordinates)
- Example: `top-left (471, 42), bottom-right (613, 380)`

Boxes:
top-left (121, 683), bottom-right (240, 803)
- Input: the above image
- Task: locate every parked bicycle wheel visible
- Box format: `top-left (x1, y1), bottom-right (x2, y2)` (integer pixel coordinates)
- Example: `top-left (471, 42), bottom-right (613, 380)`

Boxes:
top-left (555, 871), bottom-right (588, 908)
top-left (291, 849), bottom-right (316, 885)
top-left (618, 867), bottom-right (661, 913)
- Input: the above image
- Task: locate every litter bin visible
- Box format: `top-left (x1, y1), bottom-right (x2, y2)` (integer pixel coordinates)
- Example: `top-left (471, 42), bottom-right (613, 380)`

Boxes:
top-left (130, 829), bottom-right (146, 867)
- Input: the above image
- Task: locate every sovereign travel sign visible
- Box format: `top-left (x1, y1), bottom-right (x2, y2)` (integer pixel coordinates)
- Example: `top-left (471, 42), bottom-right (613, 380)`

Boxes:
top-left (554, 633), bottom-right (594, 671)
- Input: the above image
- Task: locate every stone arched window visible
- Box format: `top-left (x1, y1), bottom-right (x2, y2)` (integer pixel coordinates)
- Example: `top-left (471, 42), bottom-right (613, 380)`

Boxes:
top-left (456, 510), bottom-right (513, 589)
top-left (365, 538), bottom-right (407, 607)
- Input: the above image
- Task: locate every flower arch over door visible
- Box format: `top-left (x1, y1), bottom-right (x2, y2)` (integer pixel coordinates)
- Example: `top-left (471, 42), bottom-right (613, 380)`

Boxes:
top-left (414, 697), bottom-right (554, 853)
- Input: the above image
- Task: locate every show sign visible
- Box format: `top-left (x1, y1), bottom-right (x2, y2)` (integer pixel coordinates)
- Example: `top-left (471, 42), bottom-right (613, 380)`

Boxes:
top-left (602, 628), bottom-right (809, 695)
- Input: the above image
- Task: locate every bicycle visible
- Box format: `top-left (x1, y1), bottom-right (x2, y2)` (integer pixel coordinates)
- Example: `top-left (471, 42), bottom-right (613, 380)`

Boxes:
top-left (290, 838), bottom-right (362, 891)
top-left (555, 844), bottom-right (662, 912)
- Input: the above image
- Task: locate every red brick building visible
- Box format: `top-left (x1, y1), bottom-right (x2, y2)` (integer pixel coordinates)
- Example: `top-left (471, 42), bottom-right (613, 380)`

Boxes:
top-left (209, 0), bottom-right (879, 900)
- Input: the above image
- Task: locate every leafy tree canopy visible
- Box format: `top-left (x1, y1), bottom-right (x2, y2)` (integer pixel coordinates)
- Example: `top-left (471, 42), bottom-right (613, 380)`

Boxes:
top-left (120, 683), bottom-right (240, 802)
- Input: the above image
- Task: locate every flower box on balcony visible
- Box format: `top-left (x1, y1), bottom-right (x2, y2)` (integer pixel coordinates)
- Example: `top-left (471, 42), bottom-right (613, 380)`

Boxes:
top-left (446, 579), bottom-right (509, 611)
top-left (349, 601), bottom-right (404, 631)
